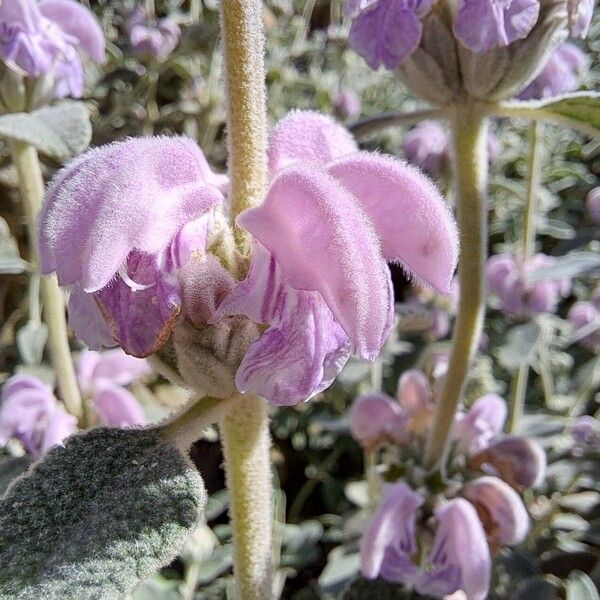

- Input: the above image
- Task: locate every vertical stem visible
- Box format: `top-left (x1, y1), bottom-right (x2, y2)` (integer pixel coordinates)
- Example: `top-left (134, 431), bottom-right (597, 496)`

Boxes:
top-left (220, 0), bottom-right (267, 238)
top-left (218, 3), bottom-right (272, 598)
top-left (507, 122), bottom-right (542, 433)
top-left (11, 141), bottom-right (83, 420)
top-left (424, 106), bottom-right (488, 471)
top-left (220, 395), bottom-right (272, 600)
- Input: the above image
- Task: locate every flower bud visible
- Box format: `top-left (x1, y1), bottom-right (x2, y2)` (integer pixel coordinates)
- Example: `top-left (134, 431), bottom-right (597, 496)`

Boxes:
top-left (403, 120), bottom-right (449, 174)
top-left (453, 394), bottom-right (507, 455)
top-left (469, 435), bottom-right (547, 490)
top-left (332, 89), bottom-right (361, 120)
top-left (568, 415), bottom-right (600, 453)
top-left (586, 187), bottom-right (600, 224)
top-left (349, 392), bottom-right (408, 448)
top-left (567, 301), bottom-right (600, 350)
top-left (463, 476), bottom-right (530, 547)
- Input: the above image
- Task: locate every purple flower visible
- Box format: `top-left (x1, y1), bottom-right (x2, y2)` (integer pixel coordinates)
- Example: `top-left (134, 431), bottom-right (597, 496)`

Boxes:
top-left (569, 415), bottom-right (600, 454)
top-left (77, 349), bottom-right (149, 427)
top-left (396, 368), bottom-right (434, 434)
top-left (453, 0), bottom-right (540, 53)
top-left (211, 111), bottom-right (459, 405)
top-left (463, 476), bottom-right (529, 547)
top-left (127, 8), bottom-right (180, 60)
top-left (361, 482), bottom-right (491, 600)
top-left (470, 435), bottom-right (546, 490)
top-left (568, 0), bottom-right (593, 38)
top-left (453, 394), bottom-right (507, 456)
top-left (403, 120), bottom-right (449, 174)
top-left (587, 187), bottom-right (600, 223)
top-left (349, 392), bottom-right (408, 449)
top-left (0, 0), bottom-right (105, 98)
top-left (518, 43), bottom-right (589, 100)
top-left (41, 112), bottom-right (458, 407)
top-left (40, 137), bottom-right (226, 357)
top-left (348, 0), bottom-right (433, 70)
top-left (0, 374), bottom-right (77, 456)
top-left (567, 301), bottom-right (600, 350)
top-left (487, 253), bottom-right (571, 317)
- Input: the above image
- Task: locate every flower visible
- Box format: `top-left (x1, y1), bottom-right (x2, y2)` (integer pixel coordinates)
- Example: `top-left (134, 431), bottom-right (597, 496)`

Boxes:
top-left (403, 120), bottom-right (449, 174)
top-left (587, 187), bottom-right (600, 223)
top-left (487, 253), bottom-right (571, 317)
top-left (0, 0), bottom-right (105, 98)
top-left (567, 301), bottom-right (600, 350)
top-left (41, 111), bottom-right (458, 406)
top-left (469, 435), bottom-right (546, 490)
top-left (0, 374), bottom-right (77, 456)
top-left (127, 8), bottom-right (180, 60)
top-left (396, 368), bottom-right (434, 434)
top-left (463, 476), bottom-right (529, 547)
top-left (39, 136), bottom-right (226, 357)
top-left (453, 0), bottom-right (540, 53)
top-left (518, 43), bottom-right (589, 100)
top-left (453, 394), bottom-right (507, 455)
top-left (77, 349), bottom-right (149, 427)
top-left (349, 392), bottom-right (407, 448)
top-left (347, 0), bottom-right (433, 70)
top-left (361, 482), bottom-right (491, 600)
top-left (569, 415), bottom-right (600, 454)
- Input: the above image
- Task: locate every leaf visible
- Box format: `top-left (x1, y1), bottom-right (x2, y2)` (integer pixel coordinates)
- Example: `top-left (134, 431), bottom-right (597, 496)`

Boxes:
top-left (16, 321), bottom-right (49, 365)
top-left (0, 216), bottom-right (28, 274)
top-left (0, 455), bottom-right (33, 495)
top-left (0, 426), bottom-right (206, 600)
top-left (496, 322), bottom-right (542, 370)
top-left (499, 93), bottom-right (600, 138)
top-left (0, 101), bottom-right (92, 161)
top-left (526, 252), bottom-right (600, 284)
top-left (566, 571), bottom-right (600, 600)
top-left (318, 550), bottom-right (360, 594)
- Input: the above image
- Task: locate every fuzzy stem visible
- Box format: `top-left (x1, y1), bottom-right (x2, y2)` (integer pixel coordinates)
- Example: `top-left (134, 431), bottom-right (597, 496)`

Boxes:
top-left (423, 106), bottom-right (488, 471)
top-left (11, 141), bottom-right (83, 420)
top-left (507, 122), bottom-right (542, 433)
top-left (220, 395), bottom-right (272, 600)
top-left (219, 0), bottom-right (267, 240)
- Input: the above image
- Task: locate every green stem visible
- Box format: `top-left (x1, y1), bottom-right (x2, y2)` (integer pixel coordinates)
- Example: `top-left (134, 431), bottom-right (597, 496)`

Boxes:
top-left (423, 105), bottom-right (489, 471)
top-left (11, 141), bottom-right (83, 420)
top-left (220, 395), bottom-right (272, 600)
top-left (507, 121), bottom-right (542, 433)
top-left (350, 108), bottom-right (447, 139)
top-left (220, 0), bottom-right (267, 244)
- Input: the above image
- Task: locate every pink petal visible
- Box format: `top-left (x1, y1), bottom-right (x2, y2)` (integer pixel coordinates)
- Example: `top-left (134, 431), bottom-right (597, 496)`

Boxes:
top-left (267, 111), bottom-right (358, 174)
top-left (463, 476), bottom-right (530, 546)
top-left (95, 250), bottom-right (182, 358)
top-left (396, 369), bottom-right (431, 414)
top-left (39, 0), bottom-right (105, 62)
top-left (40, 136), bottom-right (223, 293)
top-left (40, 409), bottom-right (78, 454)
top-left (361, 482), bottom-right (423, 580)
top-left (328, 153), bottom-right (459, 293)
top-left (349, 392), bottom-right (405, 447)
top-left (212, 244), bottom-right (351, 405)
top-left (93, 382), bottom-right (146, 427)
top-left (68, 286), bottom-right (116, 351)
top-left (237, 166), bottom-right (393, 359)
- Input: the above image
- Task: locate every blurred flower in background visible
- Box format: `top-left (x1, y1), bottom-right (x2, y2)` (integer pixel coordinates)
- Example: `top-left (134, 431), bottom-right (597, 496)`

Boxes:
top-left (126, 6), bottom-right (180, 61)
top-left (0, 0), bottom-right (104, 99)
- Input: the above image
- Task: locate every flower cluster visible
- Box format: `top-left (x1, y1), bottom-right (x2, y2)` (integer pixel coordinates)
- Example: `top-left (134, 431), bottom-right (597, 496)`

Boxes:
top-left (347, 0), bottom-right (593, 70)
top-left (567, 286), bottom-right (600, 351)
top-left (0, 0), bottom-right (104, 100)
top-left (0, 349), bottom-right (148, 456)
top-left (126, 7), bottom-right (180, 61)
top-left (487, 253), bottom-right (571, 317)
top-left (350, 371), bottom-right (546, 598)
top-left (40, 111), bottom-right (459, 407)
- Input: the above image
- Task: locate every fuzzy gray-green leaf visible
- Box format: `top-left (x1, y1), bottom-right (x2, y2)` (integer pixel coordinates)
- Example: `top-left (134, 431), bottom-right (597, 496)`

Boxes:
top-left (0, 101), bottom-right (92, 161)
top-left (0, 426), bottom-right (206, 600)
